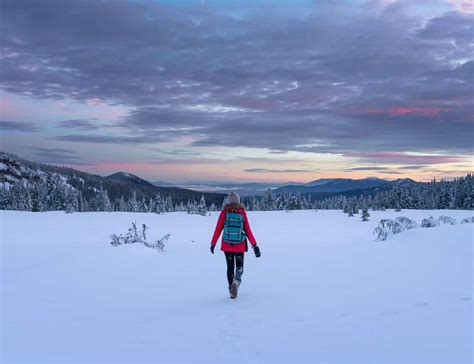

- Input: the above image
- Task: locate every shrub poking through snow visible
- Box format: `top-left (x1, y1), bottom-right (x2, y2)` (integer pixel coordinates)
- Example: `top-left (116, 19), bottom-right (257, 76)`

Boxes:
top-left (110, 222), bottom-right (170, 252)
top-left (110, 222), bottom-right (143, 245)
top-left (395, 216), bottom-right (417, 230)
top-left (143, 234), bottom-right (170, 252)
top-left (460, 217), bottom-right (474, 224)
top-left (421, 216), bottom-right (439, 228)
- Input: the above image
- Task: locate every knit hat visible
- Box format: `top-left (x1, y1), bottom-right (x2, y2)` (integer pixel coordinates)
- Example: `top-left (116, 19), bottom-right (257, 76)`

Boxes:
top-left (227, 191), bottom-right (240, 204)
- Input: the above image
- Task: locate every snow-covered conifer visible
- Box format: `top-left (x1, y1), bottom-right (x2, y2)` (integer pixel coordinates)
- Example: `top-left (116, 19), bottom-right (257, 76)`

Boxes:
top-left (198, 195), bottom-right (207, 216)
top-left (128, 191), bottom-right (139, 212)
top-left (361, 208), bottom-right (370, 221)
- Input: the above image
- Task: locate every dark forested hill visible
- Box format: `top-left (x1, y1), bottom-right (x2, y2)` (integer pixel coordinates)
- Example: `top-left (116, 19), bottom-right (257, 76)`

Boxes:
top-left (0, 152), bottom-right (226, 212)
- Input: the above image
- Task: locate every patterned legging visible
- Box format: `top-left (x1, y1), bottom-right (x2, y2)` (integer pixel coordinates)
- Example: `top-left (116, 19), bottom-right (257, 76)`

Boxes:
top-left (225, 252), bottom-right (244, 287)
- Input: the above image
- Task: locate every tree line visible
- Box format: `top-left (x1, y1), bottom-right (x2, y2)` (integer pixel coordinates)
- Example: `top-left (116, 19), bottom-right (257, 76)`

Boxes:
top-left (1, 173), bottom-right (472, 213)
top-left (0, 173), bottom-right (215, 214)
top-left (242, 174), bottom-right (473, 211)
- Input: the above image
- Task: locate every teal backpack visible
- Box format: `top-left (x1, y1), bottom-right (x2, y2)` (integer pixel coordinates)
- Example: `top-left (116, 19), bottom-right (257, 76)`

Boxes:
top-left (223, 211), bottom-right (246, 244)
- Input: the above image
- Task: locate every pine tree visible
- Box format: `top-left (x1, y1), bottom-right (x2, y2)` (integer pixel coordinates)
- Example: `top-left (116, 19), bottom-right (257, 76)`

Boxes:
top-left (165, 196), bottom-right (173, 212)
top-left (361, 208), bottom-right (370, 221)
top-left (198, 195), bottom-right (207, 216)
top-left (30, 185), bottom-right (44, 212)
top-left (139, 197), bottom-right (147, 212)
top-left (0, 187), bottom-right (10, 210)
top-left (118, 196), bottom-right (127, 211)
top-left (98, 187), bottom-right (112, 212)
top-left (10, 183), bottom-right (32, 211)
top-left (187, 200), bottom-right (198, 214)
top-left (148, 197), bottom-right (155, 213)
top-left (45, 174), bottom-right (65, 211)
top-left (352, 204), bottom-right (359, 214)
top-left (154, 193), bottom-right (163, 214)
top-left (286, 194), bottom-right (303, 210)
top-left (77, 191), bottom-right (84, 212)
top-left (262, 188), bottom-right (275, 211)
top-left (64, 187), bottom-right (78, 213)
top-left (128, 191), bottom-right (139, 212)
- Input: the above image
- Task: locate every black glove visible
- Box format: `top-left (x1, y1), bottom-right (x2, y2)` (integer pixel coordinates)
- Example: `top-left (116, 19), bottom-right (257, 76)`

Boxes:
top-left (253, 245), bottom-right (261, 258)
top-left (210, 245), bottom-right (215, 254)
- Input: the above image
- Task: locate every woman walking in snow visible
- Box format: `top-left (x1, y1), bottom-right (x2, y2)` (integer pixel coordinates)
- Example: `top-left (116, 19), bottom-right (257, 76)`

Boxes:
top-left (210, 192), bottom-right (261, 299)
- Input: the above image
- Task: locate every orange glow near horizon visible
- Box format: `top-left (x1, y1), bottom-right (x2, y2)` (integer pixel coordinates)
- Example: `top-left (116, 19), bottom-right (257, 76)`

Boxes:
top-left (59, 153), bottom-right (473, 184)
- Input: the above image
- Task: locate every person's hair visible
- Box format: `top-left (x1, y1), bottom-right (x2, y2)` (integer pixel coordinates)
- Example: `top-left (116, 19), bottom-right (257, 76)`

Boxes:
top-left (223, 201), bottom-right (244, 210)
top-left (223, 192), bottom-right (244, 210)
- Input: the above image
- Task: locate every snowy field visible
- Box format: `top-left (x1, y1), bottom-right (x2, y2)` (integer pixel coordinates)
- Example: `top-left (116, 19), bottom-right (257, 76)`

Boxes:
top-left (1, 209), bottom-right (472, 364)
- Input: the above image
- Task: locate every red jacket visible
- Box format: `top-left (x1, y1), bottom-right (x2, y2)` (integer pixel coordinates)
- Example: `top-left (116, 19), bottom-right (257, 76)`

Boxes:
top-left (210, 207), bottom-right (257, 252)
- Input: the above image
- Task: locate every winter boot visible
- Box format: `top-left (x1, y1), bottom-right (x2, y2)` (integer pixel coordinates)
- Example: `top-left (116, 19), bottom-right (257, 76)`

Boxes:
top-left (229, 280), bottom-right (240, 299)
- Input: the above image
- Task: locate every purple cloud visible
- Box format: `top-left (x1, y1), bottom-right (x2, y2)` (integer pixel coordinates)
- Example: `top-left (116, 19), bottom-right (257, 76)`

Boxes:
top-left (0, 120), bottom-right (39, 132)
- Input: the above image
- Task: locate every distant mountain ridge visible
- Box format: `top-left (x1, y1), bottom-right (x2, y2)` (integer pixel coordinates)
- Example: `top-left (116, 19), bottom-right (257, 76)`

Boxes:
top-left (274, 177), bottom-right (417, 196)
top-left (150, 177), bottom-right (419, 198)
top-left (152, 181), bottom-right (293, 196)
top-left (107, 172), bottom-right (156, 187)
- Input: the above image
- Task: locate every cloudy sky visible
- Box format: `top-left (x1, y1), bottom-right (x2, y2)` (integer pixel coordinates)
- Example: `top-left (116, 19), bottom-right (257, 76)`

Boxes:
top-left (0, 0), bottom-right (472, 183)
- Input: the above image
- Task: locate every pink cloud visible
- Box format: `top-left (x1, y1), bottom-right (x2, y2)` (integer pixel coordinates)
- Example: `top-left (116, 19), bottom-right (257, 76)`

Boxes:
top-left (86, 98), bottom-right (104, 107)
top-left (0, 97), bottom-right (16, 118)
top-left (0, 94), bottom-right (29, 119)
top-left (66, 158), bottom-right (229, 178)
top-left (364, 107), bottom-right (446, 117)
top-left (449, 0), bottom-right (474, 14)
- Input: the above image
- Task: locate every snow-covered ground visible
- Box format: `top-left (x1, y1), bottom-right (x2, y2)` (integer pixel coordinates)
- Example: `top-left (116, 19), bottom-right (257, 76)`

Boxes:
top-left (1, 209), bottom-right (472, 364)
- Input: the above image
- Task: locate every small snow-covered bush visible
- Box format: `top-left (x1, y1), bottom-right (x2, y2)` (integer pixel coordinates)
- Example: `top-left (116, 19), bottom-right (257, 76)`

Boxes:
top-left (395, 216), bottom-right (417, 230)
top-left (373, 217), bottom-right (417, 241)
top-left (373, 219), bottom-right (403, 241)
top-left (373, 226), bottom-right (389, 241)
top-left (374, 214), bottom-right (465, 241)
top-left (438, 216), bottom-right (456, 225)
top-left (421, 216), bottom-right (439, 228)
top-left (379, 219), bottom-right (403, 234)
top-left (110, 222), bottom-right (144, 246)
top-left (460, 217), bottom-right (474, 224)
top-left (110, 222), bottom-right (170, 252)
